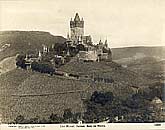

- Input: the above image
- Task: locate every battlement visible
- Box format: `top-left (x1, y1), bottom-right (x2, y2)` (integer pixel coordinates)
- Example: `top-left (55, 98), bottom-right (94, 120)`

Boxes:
top-left (70, 13), bottom-right (84, 28)
top-left (70, 20), bottom-right (84, 28)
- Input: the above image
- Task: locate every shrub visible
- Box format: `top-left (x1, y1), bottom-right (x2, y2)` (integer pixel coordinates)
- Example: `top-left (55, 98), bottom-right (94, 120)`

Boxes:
top-left (63, 108), bottom-right (73, 120)
top-left (90, 91), bottom-right (114, 106)
top-left (14, 115), bottom-right (27, 124)
top-left (49, 113), bottom-right (63, 123)
top-left (16, 54), bottom-right (26, 69)
top-left (31, 61), bottom-right (55, 74)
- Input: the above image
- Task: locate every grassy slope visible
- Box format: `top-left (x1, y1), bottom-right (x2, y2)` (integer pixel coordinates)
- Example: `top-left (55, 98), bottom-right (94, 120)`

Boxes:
top-left (112, 46), bottom-right (165, 82)
top-left (127, 60), bottom-right (165, 80)
top-left (0, 67), bottom-right (135, 123)
top-left (111, 46), bottom-right (165, 60)
top-left (0, 31), bottom-right (66, 60)
top-left (0, 69), bottom-right (35, 122)
top-left (59, 59), bottom-right (151, 86)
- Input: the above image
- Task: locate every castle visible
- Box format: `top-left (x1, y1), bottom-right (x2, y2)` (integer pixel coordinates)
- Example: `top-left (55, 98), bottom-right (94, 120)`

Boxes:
top-left (24, 13), bottom-right (112, 69)
top-left (67, 13), bottom-right (112, 62)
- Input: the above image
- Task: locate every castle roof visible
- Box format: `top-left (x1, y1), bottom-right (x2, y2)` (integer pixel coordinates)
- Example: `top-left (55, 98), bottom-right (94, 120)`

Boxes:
top-left (74, 13), bottom-right (80, 21)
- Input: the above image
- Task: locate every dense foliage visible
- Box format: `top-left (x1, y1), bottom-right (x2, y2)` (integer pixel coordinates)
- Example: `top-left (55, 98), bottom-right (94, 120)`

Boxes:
top-left (31, 61), bottom-right (55, 74)
top-left (16, 54), bottom-right (26, 69)
top-left (12, 89), bottom-right (164, 124)
top-left (83, 90), bottom-right (163, 123)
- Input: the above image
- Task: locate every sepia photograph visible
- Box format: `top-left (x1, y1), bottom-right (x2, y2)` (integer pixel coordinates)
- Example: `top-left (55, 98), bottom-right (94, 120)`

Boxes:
top-left (0, 0), bottom-right (165, 129)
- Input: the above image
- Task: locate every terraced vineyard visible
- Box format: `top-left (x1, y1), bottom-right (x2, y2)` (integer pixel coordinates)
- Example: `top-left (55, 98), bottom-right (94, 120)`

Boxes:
top-left (0, 67), bottom-right (137, 123)
top-left (59, 60), bottom-right (151, 86)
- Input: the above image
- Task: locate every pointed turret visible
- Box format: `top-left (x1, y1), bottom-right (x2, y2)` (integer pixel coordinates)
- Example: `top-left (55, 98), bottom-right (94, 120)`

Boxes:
top-left (38, 50), bottom-right (42, 61)
top-left (74, 13), bottom-right (80, 21)
top-left (43, 44), bottom-right (49, 53)
top-left (25, 53), bottom-right (28, 61)
top-left (38, 50), bottom-right (42, 57)
top-left (104, 39), bottom-right (108, 48)
top-left (67, 32), bottom-right (70, 39)
top-left (81, 17), bottom-right (84, 21)
top-left (67, 49), bottom-right (70, 56)
top-left (99, 39), bottom-right (103, 45)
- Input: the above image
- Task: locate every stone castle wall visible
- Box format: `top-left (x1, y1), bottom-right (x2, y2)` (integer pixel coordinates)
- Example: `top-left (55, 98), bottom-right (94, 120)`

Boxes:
top-left (78, 51), bottom-right (98, 61)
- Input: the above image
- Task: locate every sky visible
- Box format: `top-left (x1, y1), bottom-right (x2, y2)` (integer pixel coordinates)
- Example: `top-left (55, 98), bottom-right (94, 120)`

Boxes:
top-left (0, 0), bottom-right (165, 48)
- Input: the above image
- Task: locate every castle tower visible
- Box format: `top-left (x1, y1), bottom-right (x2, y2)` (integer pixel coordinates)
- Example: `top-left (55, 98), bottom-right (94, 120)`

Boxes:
top-left (70, 13), bottom-right (84, 44)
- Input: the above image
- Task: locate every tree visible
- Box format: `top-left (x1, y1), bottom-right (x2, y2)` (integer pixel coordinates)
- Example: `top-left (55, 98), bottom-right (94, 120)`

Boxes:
top-left (83, 91), bottom-right (114, 123)
top-left (76, 44), bottom-right (85, 51)
top-left (49, 113), bottom-right (63, 123)
top-left (16, 54), bottom-right (26, 69)
top-left (53, 43), bottom-right (67, 56)
top-left (90, 91), bottom-right (114, 106)
top-left (31, 61), bottom-right (55, 74)
top-left (125, 93), bottom-right (150, 110)
top-left (63, 108), bottom-right (73, 122)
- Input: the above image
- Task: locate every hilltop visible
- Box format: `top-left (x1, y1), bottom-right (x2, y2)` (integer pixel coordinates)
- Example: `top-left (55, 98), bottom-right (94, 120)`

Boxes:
top-left (112, 46), bottom-right (165, 60)
top-left (1, 31), bottom-right (165, 61)
top-left (0, 31), bottom-right (66, 60)
top-left (112, 46), bottom-right (165, 82)
top-left (1, 31), bottom-right (164, 64)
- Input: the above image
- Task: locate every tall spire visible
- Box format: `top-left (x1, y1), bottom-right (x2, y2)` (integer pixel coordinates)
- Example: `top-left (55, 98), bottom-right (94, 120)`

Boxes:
top-left (67, 32), bottom-right (70, 39)
top-left (99, 39), bottom-right (103, 45)
top-left (38, 50), bottom-right (42, 60)
top-left (105, 39), bottom-right (108, 48)
top-left (74, 13), bottom-right (80, 21)
top-left (105, 37), bottom-right (108, 44)
top-left (81, 17), bottom-right (84, 21)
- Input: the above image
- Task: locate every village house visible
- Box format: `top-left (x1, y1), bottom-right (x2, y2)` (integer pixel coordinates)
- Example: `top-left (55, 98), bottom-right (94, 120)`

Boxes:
top-left (149, 96), bottom-right (164, 120)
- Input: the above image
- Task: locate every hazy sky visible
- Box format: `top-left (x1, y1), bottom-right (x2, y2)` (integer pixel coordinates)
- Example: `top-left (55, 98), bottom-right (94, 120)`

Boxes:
top-left (0, 0), bottom-right (165, 48)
